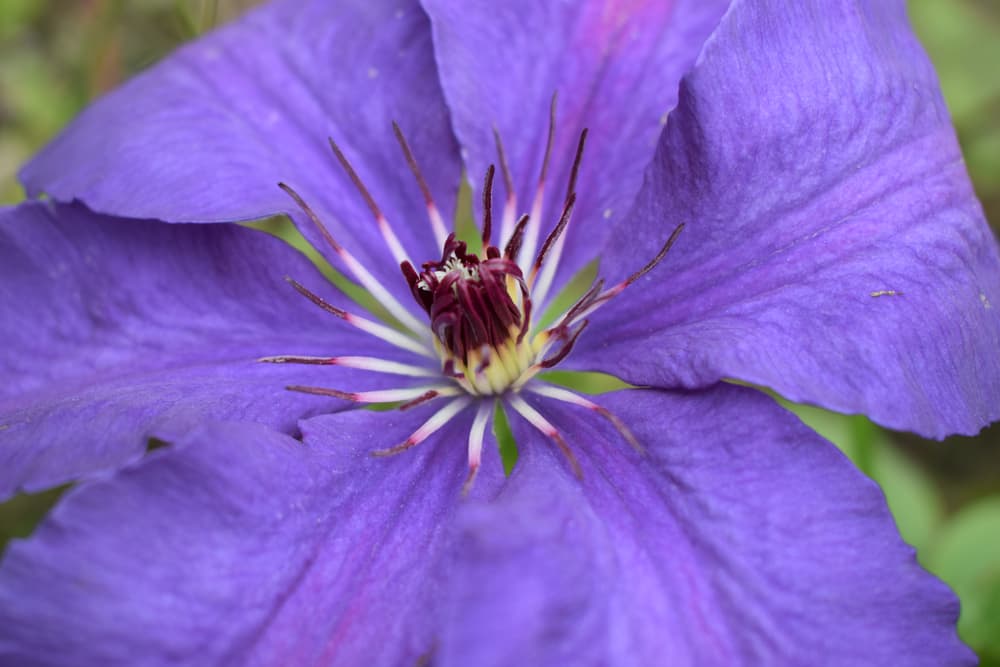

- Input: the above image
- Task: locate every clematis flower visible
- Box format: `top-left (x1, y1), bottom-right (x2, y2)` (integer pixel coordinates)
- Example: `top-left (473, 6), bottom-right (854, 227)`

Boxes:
top-left (1, 0), bottom-right (999, 664)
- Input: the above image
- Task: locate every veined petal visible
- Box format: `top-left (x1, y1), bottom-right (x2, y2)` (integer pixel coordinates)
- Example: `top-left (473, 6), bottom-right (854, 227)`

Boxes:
top-left (0, 410), bottom-right (496, 666)
top-left (575, 0), bottom-right (1000, 438)
top-left (421, 0), bottom-right (728, 285)
top-left (0, 201), bottom-right (424, 500)
top-left (20, 0), bottom-right (460, 301)
top-left (436, 387), bottom-right (973, 666)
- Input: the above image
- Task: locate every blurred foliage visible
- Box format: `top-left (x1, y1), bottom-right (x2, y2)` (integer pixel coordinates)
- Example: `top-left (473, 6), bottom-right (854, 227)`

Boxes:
top-left (0, 0), bottom-right (999, 662)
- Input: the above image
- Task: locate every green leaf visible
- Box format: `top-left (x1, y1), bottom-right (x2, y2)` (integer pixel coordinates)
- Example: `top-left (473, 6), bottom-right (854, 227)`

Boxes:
top-left (493, 401), bottom-right (519, 476)
top-left (924, 496), bottom-right (1000, 656)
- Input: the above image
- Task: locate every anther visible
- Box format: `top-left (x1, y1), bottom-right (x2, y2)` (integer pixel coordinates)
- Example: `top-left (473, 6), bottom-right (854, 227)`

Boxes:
top-left (328, 136), bottom-right (409, 266)
top-left (503, 214), bottom-right (530, 260)
top-left (519, 93), bottom-right (559, 265)
top-left (530, 191), bottom-right (577, 284)
top-left (531, 128), bottom-right (589, 307)
top-left (392, 121), bottom-right (450, 247)
top-left (482, 165), bottom-right (495, 247)
top-left (492, 125), bottom-right (518, 245)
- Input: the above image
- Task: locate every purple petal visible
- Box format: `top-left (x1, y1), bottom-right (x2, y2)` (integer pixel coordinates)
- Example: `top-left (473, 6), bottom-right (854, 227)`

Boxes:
top-left (0, 201), bottom-right (424, 500)
top-left (0, 407), bottom-right (491, 666)
top-left (20, 0), bottom-right (460, 299)
top-left (573, 0), bottom-right (1000, 438)
top-left (421, 0), bottom-right (728, 283)
top-left (437, 386), bottom-right (973, 665)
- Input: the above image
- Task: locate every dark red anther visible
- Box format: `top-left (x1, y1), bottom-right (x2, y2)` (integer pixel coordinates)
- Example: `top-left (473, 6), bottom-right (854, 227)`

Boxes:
top-left (504, 214), bottom-right (530, 260)
top-left (540, 320), bottom-right (590, 368)
top-left (482, 165), bottom-right (495, 247)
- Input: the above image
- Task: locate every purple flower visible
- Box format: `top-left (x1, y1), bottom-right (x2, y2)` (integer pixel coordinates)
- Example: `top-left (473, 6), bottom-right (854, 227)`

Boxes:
top-left (1, 0), bottom-right (998, 664)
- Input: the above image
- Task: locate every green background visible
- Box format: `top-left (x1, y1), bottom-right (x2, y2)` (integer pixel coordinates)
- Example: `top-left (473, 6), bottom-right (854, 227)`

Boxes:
top-left (1, 0), bottom-right (998, 661)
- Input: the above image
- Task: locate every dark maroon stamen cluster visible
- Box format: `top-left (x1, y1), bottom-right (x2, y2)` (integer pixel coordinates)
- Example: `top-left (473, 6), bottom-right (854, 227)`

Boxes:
top-left (400, 165), bottom-right (536, 367)
top-left (402, 232), bottom-right (530, 365)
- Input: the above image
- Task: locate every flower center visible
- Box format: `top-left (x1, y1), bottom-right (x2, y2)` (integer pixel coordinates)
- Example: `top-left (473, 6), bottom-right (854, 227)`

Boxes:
top-left (404, 235), bottom-right (535, 395)
top-left (264, 100), bottom-right (683, 491)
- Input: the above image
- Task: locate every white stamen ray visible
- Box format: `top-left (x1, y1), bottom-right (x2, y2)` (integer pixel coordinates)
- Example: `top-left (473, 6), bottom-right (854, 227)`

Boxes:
top-left (284, 276), bottom-right (434, 358)
top-left (345, 312), bottom-right (436, 358)
top-left (529, 222), bottom-right (567, 311)
top-left (354, 386), bottom-right (458, 403)
top-left (376, 215), bottom-right (410, 269)
top-left (427, 204), bottom-right (449, 248)
top-left (327, 136), bottom-right (417, 281)
top-left (258, 355), bottom-right (436, 378)
top-left (338, 247), bottom-right (428, 336)
top-left (334, 356), bottom-right (439, 377)
top-left (373, 397), bottom-right (472, 457)
top-left (508, 395), bottom-right (582, 478)
top-left (499, 196), bottom-right (518, 248)
top-left (462, 401), bottom-right (494, 495)
top-left (518, 186), bottom-right (545, 269)
top-left (527, 383), bottom-right (643, 453)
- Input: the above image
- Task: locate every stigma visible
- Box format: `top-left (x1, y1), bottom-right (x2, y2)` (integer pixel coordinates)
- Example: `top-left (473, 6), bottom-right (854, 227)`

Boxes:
top-left (262, 97), bottom-right (682, 491)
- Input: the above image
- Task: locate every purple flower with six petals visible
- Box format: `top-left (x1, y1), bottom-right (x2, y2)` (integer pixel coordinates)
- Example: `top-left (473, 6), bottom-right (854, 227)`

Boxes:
top-left (1, 0), bottom-right (999, 664)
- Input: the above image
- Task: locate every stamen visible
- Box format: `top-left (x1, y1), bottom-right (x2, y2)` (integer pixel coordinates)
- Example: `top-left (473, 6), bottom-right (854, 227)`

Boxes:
top-left (564, 128), bottom-right (589, 202)
top-left (530, 129), bottom-right (589, 309)
top-left (529, 191), bottom-right (577, 286)
top-left (539, 320), bottom-right (589, 368)
top-left (566, 223), bottom-right (685, 324)
top-left (527, 383), bottom-right (643, 454)
top-left (493, 126), bottom-right (517, 244)
top-left (285, 277), bottom-right (434, 358)
top-left (286, 385), bottom-right (457, 404)
top-left (372, 397), bottom-right (471, 457)
top-left (519, 93), bottom-right (558, 266)
top-left (622, 222), bottom-right (686, 288)
top-left (503, 214), bottom-right (531, 260)
top-left (481, 165), bottom-right (495, 247)
top-left (511, 319), bottom-right (590, 391)
top-left (327, 136), bottom-right (410, 266)
top-left (259, 355), bottom-right (437, 377)
top-left (562, 279), bottom-right (605, 325)
top-left (392, 121), bottom-right (449, 247)
top-left (398, 390), bottom-right (444, 411)
top-left (257, 355), bottom-right (338, 365)
top-left (279, 182), bottom-right (429, 336)
top-left (462, 401), bottom-right (494, 495)
top-left (508, 395), bottom-right (582, 478)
